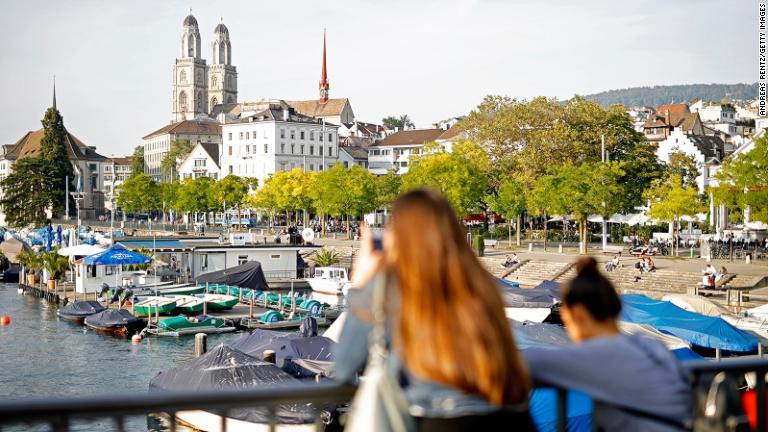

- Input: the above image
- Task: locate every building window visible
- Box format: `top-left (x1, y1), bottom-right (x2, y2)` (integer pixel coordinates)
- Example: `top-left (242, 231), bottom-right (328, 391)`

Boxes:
top-left (228, 146), bottom-right (232, 156)
top-left (310, 164), bottom-right (314, 170)
top-left (301, 144), bottom-right (305, 154)
top-left (328, 133), bottom-right (333, 142)
top-left (253, 130), bottom-right (257, 139)
top-left (246, 132), bottom-right (250, 140)
top-left (180, 70), bottom-right (187, 84)
top-left (320, 133), bottom-right (324, 142)
top-left (344, 161), bottom-right (349, 168)
top-left (310, 131), bottom-right (315, 141)
top-left (310, 146), bottom-right (314, 155)
top-left (229, 165), bottom-right (233, 174)
top-left (194, 159), bottom-right (205, 167)
top-left (290, 130), bottom-right (295, 139)
top-left (239, 132), bottom-right (244, 140)
top-left (228, 133), bottom-right (232, 141)
top-left (291, 144), bottom-right (295, 154)
top-left (300, 131), bottom-right (305, 140)
top-left (280, 143), bottom-right (285, 153)
top-left (238, 255), bottom-right (248, 265)
top-left (327, 147), bottom-right (332, 156)
top-left (264, 144), bottom-right (268, 154)
top-left (245, 145), bottom-right (250, 154)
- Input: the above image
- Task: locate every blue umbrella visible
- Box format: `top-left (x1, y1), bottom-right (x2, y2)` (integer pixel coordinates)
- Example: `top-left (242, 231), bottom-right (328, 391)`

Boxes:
top-left (83, 244), bottom-right (151, 265)
top-left (55, 225), bottom-right (62, 246)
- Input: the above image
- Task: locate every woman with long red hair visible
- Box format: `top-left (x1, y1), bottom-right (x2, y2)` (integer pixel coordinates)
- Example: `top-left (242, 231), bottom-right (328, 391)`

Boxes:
top-left (335, 188), bottom-right (533, 430)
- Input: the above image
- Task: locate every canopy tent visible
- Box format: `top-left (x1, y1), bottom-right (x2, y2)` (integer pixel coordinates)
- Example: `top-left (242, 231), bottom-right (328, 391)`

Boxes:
top-left (196, 261), bottom-right (269, 291)
top-left (661, 294), bottom-right (730, 317)
top-left (58, 244), bottom-right (105, 257)
top-left (229, 329), bottom-right (335, 378)
top-left (149, 344), bottom-right (315, 426)
top-left (83, 244), bottom-right (151, 265)
top-left (0, 238), bottom-right (30, 263)
top-left (620, 294), bottom-right (758, 352)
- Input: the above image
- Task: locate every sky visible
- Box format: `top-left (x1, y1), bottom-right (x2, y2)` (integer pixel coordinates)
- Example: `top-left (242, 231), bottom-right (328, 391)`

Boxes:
top-left (0, 0), bottom-right (756, 157)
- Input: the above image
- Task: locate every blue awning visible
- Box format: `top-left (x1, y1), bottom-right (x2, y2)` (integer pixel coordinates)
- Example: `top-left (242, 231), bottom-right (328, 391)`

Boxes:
top-left (620, 294), bottom-right (758, 352)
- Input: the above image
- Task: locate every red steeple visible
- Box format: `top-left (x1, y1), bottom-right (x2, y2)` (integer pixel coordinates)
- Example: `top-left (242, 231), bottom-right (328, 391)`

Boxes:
top-left (319, 29), bottom-right (330, 103)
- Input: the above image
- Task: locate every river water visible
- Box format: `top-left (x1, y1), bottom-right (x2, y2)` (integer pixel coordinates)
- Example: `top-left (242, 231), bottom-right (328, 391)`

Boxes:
top-left (0, 282), bottom-right (246, 431)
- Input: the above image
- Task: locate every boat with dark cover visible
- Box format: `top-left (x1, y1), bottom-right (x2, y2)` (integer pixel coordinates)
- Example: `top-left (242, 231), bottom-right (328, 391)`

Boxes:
top-left (57, 301), bottom-right (106, 322)
top-left (84, 309), bottom-right (143, 335)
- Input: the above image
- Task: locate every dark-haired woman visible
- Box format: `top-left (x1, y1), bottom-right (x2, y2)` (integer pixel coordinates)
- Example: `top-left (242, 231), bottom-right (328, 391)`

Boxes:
top-left (336, 188), bottom-right (534, 431)
top-left (524, 257), bottom-right (691, 431)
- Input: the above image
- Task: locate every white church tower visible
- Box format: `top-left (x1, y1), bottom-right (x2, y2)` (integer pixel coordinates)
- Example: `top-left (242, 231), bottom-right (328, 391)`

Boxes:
top-left (172, 12), bottom-right (209, 122)
top-left (207, 19), bottom-right (238, 109)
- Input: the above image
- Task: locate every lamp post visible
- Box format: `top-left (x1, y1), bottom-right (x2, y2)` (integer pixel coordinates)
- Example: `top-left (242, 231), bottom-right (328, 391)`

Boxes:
top-left (110, 159), bottom-right (115, 242)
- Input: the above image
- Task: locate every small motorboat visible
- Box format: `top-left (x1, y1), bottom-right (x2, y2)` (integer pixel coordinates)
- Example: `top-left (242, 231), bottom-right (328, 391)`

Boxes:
top-left (57, 301), bottom-right (106, 322)
top-left (195, 294), bottom-right (238, 311)
top-left (306, 267), bottom-right (351, 308)
top-left (133, 296), bottom-right (178, 317)
top-left (84, 309), bottom-right (143, 335)
top-left (166, 295), bottom-right (205, 314)
top-left (146, 315), bottom-right (236, 337)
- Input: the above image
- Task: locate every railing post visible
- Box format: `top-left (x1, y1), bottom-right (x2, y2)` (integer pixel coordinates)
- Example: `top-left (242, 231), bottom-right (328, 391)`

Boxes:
top-left (758, 368), bottom-right (766, 432)
top-left (556, 388), bottom-right (567, 432)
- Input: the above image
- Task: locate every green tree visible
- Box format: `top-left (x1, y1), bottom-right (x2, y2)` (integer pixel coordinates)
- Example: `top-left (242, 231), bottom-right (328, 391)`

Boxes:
top-left (314, 165), bottom-right (377, 238)
top-left (161, 139), bottom-right (193, 181)
top-left (246, 175), bottom-right (280, 230)
top-left (0, 158), bottom-right (58, 226)
top-left (667, 152), bottom-right (699, 187)
top-left (174, 177), bottom-right (217, 223)
top-left (713, 133), bottom-right (768, 222)
top-left (488, 179), bottom-right (527, 246)
top-left (212, 175), bottom-right (250, 210)
top-left (116, 173), bottom-right (160, 215)
top-left (39, 107), bottom-right (74, 215)
top-left (129, 145), bottom-right (145, 178)
top-left (402, 141), bottom-right (490, 218)
top-left (644, 174), bottom-right (705, 255)
top-left (382, 114), bottom-right (414, 131)
top-left (375, 170), bottom-right (402, 210)
top-left (273, 169), bottom-right (316, 226)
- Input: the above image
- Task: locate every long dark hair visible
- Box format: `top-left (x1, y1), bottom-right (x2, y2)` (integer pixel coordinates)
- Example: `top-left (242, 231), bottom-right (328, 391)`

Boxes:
top-left (562, 257), bottom-right (621, 321)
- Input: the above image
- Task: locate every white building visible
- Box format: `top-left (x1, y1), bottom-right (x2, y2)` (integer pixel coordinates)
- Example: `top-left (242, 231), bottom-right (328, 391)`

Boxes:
top-left (103, 157), bottom-right (132, 212)
top-left (338, 144), bottom-right (369, 169)
top-left (656, 129), bottom-right (726, 193)
top-left (142, 119), bottom-right (221, 182)
top-left (693, 103), bottom-right (737, 124)
top-left (219, 101), bottom-right (339, 184)
top-left (178, 142), bottom-right (221, 180)
top-left (368, 129), bottom-right (445, 175)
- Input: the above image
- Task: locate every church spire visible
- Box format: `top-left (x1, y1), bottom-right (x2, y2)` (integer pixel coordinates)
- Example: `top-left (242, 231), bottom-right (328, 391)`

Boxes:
top-left (52, 75), bottom-right (57, 109)
top-left (319, 29), bottom-right (329, 103)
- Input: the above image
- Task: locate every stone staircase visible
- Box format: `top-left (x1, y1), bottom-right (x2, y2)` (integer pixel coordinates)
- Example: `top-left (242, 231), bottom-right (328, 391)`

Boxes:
top-left (504, 260), bottom-right (574, 288)
top-left (600, 265), bottom-right (702, 297)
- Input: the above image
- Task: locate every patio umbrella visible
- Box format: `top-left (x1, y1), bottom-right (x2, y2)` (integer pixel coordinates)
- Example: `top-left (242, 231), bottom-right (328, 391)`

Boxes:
top-left (55, 225), bottom-right (62, 246)
top-left (58, 244), bottom-right (105, 257)
top-left (83, 244), bottom-right (151, 288)
top-left (44, 223), bottom-right (53, 251)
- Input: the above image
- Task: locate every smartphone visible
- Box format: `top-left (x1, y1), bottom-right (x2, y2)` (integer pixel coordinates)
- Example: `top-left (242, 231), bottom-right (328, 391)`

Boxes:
top-left (371, 231), bottom-right (384, 251)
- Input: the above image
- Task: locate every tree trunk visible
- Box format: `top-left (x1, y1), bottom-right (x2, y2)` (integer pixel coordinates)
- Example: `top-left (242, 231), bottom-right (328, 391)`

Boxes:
top-left (516, 214), bottom-right (522, 246)
top-left (346, 215), bottom-right (351, 239)
top-left (508, 221), bottom-right (512, 248)
top-left (543, 213), bottom-right (548, 252)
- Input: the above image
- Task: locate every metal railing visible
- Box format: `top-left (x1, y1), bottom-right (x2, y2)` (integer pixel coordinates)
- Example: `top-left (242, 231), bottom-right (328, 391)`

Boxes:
top-left (1, 359), bottom-right (767, 431)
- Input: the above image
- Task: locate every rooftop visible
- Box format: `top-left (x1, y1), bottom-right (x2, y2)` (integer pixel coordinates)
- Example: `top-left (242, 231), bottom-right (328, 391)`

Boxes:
top-left (374, 128), bottom-right (445, 147)
top-left (143, 119), bottom-right (221, 140)
top-left (3, 128), bottom-right (106, 162)
top-left (286, 98), bottom-right (349, 120)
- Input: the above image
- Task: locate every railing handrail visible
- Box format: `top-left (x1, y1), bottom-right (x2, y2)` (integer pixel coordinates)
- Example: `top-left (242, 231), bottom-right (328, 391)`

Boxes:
top-left (0, 382), bottom-right (357, 423)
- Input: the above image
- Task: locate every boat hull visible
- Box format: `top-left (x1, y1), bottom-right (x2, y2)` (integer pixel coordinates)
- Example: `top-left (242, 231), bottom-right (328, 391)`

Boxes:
top-left (56, 313), bottom-right (87, 323)
top-left (134, 303), bottom-right (177, 317)
top-left (206, 299), bottom-right (238, 311)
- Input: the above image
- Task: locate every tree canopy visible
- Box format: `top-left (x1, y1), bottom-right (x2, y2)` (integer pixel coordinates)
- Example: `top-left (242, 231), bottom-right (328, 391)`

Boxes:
top-left (161, 139), bottom-right (193, 180)
top-left (116, 173), bottom-right (160, 214)
top-left (382, 114), bottom-right (414, 131)
top-left (0, 157), bottom-right (58, 226)
top-left (39, 107), bottom-right (74, 215)
top-left (712, 133), bottom-right (768, 222)
top-left (130, 145), bottom-right (145, 178)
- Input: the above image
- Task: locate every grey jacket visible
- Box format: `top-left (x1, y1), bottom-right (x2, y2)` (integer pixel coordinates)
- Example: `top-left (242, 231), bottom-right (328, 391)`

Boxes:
top-left (333, 282), bottom-right (500, 418)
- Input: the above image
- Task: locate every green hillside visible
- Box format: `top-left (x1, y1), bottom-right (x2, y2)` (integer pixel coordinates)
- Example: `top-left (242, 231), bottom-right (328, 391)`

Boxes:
top-left (582, 83), bottom-right (757, 108)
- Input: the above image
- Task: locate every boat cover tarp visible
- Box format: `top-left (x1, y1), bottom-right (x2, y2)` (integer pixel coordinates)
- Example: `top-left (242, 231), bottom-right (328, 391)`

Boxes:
top-left (196, 261), bottom-right (269, 291)
top-left (0, 238), bottom-right (30, 263)
top-left (84, 309), bottom-right (141, 328)
top-left (149, 345), bottom-right (315, 425)
top-left (620, 294), bottom-right (758, 352)
top-left (83, 244), bottom-right (151, 266)
top-left (511, 320), bottom-right (571, 350)
top-left (500, 285), bottom-right (559, 309)
top-left (322, 311), bottom-right (347, 343)
top-left (506, 307), bottom-right (553, 323)
top-left (661, 294), bottom-right (730, 317)
top-left (58, 301), bottom-right (106, 317)
top-left (230, 329), bottom-right (335, 378)
top-left (533, 280), bottom-right (562, 299)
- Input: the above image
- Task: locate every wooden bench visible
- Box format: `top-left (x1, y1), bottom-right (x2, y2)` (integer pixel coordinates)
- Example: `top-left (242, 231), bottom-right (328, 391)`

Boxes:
top-left (485, 239), bottom-right (499, 248)
top-left (601, 245), bottom-right (624, 255)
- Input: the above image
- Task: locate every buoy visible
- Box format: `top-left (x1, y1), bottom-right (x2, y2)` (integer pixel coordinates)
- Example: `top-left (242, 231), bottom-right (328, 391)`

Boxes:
top-left (131, 334), bottom-right (142, 344)
top-left (1, 315), bottom-right (10, 326)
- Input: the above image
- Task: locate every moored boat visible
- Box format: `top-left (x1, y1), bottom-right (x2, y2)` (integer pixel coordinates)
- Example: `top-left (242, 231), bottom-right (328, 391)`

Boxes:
top-left (167, 295), bottom-right (205, 314)
top-left (306, 267), bottom-right (351, 308)
top-left (133, 296), bottom-right (178, 317)
top-left (147, 315), bottom-right (236, 337)
top-left (195, 294), bottom-right (238, 311)
top-left (84, 309), bottom-right (143, 335)
top-left (57, 300), bottom-right (106, 322)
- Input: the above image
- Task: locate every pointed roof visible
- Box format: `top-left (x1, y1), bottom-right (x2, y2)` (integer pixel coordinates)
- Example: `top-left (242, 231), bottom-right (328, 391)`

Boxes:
top-left (319, 30), bottom-right (329, 103)
top-left (3, 128), bottom-right (106, 162)
top-left (286, 98), bottom-right (349, 120)
top-left (52, 76), bottom-right (57, 110)
top-left (142, 119), bottom-right (221, 140)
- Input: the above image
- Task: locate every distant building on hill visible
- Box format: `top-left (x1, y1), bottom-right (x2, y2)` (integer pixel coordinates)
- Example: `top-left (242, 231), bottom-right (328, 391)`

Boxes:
top-left (642, 103), bottom-right (705, 145)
